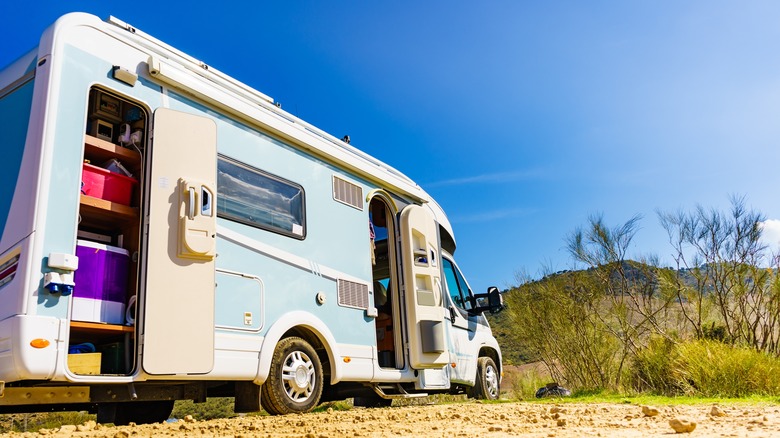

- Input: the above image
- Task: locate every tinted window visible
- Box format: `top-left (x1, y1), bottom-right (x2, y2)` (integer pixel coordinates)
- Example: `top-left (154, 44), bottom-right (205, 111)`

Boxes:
top-left (217, 156), bottom-right (305, 238)
top-left (443, 257), bottom-right (473, 311)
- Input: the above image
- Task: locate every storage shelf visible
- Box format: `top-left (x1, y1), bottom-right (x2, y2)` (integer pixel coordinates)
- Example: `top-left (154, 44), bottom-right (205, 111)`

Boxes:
top-left (70, 320), bottom-right (134, 335)
top-left (79, 194), bottom-right (138, 223)
top-left (84, 134), bottom-right (141, 169)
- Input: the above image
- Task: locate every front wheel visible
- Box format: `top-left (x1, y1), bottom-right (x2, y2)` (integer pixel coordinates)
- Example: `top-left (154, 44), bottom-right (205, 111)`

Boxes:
top-left (468, 356), bottom-right (500, 400)
top-left (261, 337), bottom-right (324, 415)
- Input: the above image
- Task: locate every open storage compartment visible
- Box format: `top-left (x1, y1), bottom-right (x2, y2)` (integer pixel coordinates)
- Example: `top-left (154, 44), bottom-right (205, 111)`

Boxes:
top-left (68, 87), bottom-right (146, 376)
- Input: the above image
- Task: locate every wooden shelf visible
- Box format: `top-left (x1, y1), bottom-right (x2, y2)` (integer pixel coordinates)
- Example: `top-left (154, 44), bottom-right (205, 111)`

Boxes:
top-left (84, 134), bottom-right (141, 169)
top-left (79, 194), bottom-right (138, 223)
top-left (70, 320), bottom-right (134, 335)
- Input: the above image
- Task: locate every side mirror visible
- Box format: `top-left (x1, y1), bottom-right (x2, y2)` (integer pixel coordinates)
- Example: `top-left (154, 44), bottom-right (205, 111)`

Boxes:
top-left (469, 286), bottom-right (504, 315)
top-left (486, 286), bottom-right (503, 313)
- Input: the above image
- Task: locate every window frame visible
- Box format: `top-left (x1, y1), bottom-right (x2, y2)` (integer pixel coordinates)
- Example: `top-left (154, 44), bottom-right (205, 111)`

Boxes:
top-left (442, 255), bottom-right (474, 313)
top-left (216, 154), bottom-right (306, 240)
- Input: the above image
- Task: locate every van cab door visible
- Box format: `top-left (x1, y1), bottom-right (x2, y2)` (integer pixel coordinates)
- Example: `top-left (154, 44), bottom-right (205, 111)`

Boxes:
top-left (399, 204), bottom-right (448, 368)
top-left (441, 255), bottom-right (480, 383)
top-left (141, 108), bottom-right (217, 375)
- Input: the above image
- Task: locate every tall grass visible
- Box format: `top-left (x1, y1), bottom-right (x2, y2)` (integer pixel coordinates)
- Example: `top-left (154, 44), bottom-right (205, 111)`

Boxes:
top-left (630, 339), bottom-right (780, 397)
top-left (503, 365), bottom-right (550, 400)
top-left (0, 412), bottom-right (95, 433)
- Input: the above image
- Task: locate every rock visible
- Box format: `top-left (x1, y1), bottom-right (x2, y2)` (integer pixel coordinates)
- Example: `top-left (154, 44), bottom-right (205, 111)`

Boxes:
top-left (642, 406), bottom-right (660, 417)
top-left (57, 425), bottom-right (77, 434)
top-left (77, 420), bottom-right (97, 432)
top-left (669, 418), bottom-right (697, 433)
top-left (184, 414), bottom-right (196, 423)
top-left (710, 406), bottom-right (727, 417)
top-left (556, 418), bottom-right (567, 427)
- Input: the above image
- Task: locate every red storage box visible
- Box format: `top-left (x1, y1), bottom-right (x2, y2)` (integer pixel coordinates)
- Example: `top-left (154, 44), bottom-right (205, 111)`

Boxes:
top-left (81, 163), bottom-right (137, 205)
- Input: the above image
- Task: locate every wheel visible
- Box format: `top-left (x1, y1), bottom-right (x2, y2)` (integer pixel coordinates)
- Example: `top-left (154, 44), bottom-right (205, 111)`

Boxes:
top-left (261, 337), bottom-right (324, 415)
top-left (353, 396), bottom-right (392, 408)
top-left (97, 400), bottom-right (174, 425)
top-left (468, 356), bottom-right (500, 400)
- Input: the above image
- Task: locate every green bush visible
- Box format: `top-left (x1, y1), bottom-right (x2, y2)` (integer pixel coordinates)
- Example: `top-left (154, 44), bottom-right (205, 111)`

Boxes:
top-left (630, 339), bottom-right (780, 397)
top-left (502, 365), bottom-right (550, 400)
top-left (171, 397), bottom-right (237, 420)
top-left (677, 340), bottom-right (780, 397)
top-left (505, 271), bottom-right (624, 391)
top-left (630, 336), bottom-right (683, 395)
top-left (0, 411), bottom-right (95, 433)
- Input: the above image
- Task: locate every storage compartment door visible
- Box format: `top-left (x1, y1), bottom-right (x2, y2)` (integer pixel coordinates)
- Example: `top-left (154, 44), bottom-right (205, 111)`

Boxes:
top-left (400, 204), bottom-right (448, 369)
top-left (142, 108), bottom-right (217, 375)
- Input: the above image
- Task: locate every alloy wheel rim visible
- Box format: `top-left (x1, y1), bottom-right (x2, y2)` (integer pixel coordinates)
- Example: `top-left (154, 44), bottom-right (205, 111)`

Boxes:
top-left (485, 364), bottom-right (498, 398)
top-left (281, 350), bottom-right (316, 402)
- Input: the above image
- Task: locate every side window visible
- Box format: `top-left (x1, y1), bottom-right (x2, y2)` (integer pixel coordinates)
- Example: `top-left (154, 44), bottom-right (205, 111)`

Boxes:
top-left (217, 156), bottom-right (305, 239)
top-left (443, 258), bottom-right (473, 311)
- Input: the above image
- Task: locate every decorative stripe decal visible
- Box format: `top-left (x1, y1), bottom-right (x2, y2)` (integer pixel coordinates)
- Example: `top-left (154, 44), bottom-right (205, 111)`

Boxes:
top-left (216, 225), bottom-right (368, 287)
top-left (0, 253), bottom-right (20, 289)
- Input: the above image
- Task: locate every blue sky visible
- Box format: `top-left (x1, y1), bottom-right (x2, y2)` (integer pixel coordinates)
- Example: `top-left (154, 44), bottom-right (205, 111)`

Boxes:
top-left (3, 2), bottom-right (780, 292)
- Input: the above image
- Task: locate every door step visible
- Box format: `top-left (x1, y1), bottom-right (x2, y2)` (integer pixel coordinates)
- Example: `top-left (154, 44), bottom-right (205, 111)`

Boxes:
top-left (370, 383), bottom-right (428, 400)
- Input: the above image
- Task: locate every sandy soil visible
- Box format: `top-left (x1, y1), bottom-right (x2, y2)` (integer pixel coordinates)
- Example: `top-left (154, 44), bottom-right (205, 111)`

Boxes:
top-left (2, 401), bottom-right (777, 437)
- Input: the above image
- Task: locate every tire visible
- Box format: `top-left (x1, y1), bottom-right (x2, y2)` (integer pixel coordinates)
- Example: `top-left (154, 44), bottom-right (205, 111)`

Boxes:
top-left (261, 337), bottom-right (324, 415)
top-left (353, 396), bottom-right (392, 408)
top-left (468, 356), bottom-right (500, 400)
top-left (97, 400), bottom-right (174, 425)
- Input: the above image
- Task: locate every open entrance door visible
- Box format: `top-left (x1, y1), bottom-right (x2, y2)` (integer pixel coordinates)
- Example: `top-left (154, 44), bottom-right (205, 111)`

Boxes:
top-left (142, 108), bottom-right (217, 375)
top-left (400, 204), bottom-right (448, 369)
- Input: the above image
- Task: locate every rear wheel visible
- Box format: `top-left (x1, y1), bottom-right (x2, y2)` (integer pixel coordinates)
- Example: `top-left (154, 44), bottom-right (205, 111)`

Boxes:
top-left (468, 356), bottom-right (499, 400)
top-left (261, 337), bottom-right (323, 415)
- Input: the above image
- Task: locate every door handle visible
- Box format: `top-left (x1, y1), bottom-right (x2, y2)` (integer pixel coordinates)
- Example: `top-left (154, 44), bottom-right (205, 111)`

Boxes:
top-left (187, 187), bottom-right (196, 219)
top-left (449, 307), bottom-right (456, 323)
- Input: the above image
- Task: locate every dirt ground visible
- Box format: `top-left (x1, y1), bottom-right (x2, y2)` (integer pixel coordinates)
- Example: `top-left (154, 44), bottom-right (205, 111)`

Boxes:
top-left (1, 400), bottom-right (777, 437)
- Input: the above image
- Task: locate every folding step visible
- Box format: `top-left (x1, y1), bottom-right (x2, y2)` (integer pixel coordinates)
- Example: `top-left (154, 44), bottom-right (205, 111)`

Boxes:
top-left (370, 383), bottom-right (428, 400)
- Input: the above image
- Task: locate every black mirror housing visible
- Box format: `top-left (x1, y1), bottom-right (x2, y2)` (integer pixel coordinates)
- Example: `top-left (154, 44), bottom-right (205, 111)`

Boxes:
top-left (486, 286), bottom-right (504, 313)
top-left (468, 286), bottom-right (504, 315)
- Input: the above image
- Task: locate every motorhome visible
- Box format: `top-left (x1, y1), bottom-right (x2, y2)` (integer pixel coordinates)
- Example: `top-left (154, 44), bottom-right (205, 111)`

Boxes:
top-left (0, 13), bottom-right (503, 424)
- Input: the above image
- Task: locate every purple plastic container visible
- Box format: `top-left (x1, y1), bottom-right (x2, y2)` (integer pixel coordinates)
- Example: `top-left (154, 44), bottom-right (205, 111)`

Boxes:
top-left (72, 240), bottom-right (128, 323)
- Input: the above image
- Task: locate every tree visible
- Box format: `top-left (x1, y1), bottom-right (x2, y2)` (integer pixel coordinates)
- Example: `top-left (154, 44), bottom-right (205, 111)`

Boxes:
top-left (658, 196), bottom-right (780, 354)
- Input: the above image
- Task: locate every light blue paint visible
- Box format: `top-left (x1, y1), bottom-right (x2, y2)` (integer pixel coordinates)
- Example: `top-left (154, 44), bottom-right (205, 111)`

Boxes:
top-left (166, 91), bottom-right (373, 281)
top-left (166, 91), bottom-right (379, 345)
top-left (215, 270), bottom-right (263, 331)
top-left (0, 79), bottom-right (34, 242)
top-left (36, 45), bottom-right (163, 317)
top-left (216, 221), bottom-right (374, 346)
top-left (32, 42), bottom-right (384, 345)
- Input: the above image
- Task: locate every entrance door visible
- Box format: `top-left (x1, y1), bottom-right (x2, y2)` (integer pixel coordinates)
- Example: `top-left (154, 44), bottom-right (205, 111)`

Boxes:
top-left (142, 108), bottom-right (217, 375)
top-left (400, 204), bottom-right (448, 368)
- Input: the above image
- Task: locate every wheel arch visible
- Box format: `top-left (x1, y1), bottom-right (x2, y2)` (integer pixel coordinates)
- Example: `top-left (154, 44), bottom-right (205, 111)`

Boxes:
top-left (478, 345), bottom-right (502, 382)
top-left (254, 311), bottom-right (341, 386)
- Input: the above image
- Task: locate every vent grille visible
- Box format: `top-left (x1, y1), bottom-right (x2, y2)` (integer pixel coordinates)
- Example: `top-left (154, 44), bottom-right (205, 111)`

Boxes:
top-left (338, 279), bottom-right (369, 310)
top-left (333, 176), bottom-right (364, 210)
